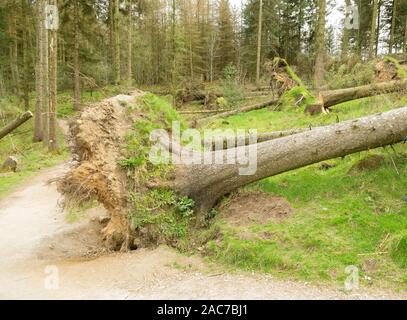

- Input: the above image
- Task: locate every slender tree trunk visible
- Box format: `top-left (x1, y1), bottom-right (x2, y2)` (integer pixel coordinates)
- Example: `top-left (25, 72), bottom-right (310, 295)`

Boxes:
top-left (73, 0), bottom-right (81, 110)
top-left (34, 0), bottom-right (44, 142)
top-left (376, 0), bottom-right (381, 57)
top-left (389, 0), bottom-right (397, 54)
top-left (256, 0), bottom-right (263, 85)
top-left (21, 0), bottom-right (30, 110)
top-left (369, 0), bottom-right (378, 59)
top-left (174, 107), bottom-right (407, 213)
top-left (109, 0), bottom-right (115, 83)
top-left (48, 0), bottom-right (59, 153)
top-left (114, 0), bottom-right (121, 85)
top-left (0, 68), bottom-right (5, 97)
top-left (42, 0), bottom-right (49, 145)
top-left (404, 15), bottom-right (407, 53)
top-left (9, 4), bottom-right (21, 98)
top-left (127, 0), bottom-right (133, 88)
top-left (341, 0), bottom-right (351, 60)
top-left (314, 0), bottom-right (326, 90)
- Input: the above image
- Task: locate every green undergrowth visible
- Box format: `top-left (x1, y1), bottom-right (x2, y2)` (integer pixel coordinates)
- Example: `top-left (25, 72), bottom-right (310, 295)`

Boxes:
top-left (119, 93), bottom-right (208, 245)
top-left (199, 92), bottom-right (407, 291)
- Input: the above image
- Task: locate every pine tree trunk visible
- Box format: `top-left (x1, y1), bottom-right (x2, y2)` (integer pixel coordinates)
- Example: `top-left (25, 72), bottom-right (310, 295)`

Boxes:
top-left (369, 0), bottom-right (378, 59)
top-left (375, 1), bottom-right (381, 57)
top-left (73, 0), bottom-right (81, 110)
top-left (404, 15), bottom-right (407, 53)
top-left (127, 1), bottom-right (133, 88)
top-left (256, 0), bottom-right (263, 85)
top-left (34, 0), bottom-right (44, 142)
top-left (21, 0), bottom-right (30, 110)
top-left (389, 0), bottom-right (397, 54)
top-left (0, 68), bottom-right (5, 97)
top-left (114, 0), bottom-right (121, 85)
top-left (341, 0), bottom-right (351, 60)
top-left (314, 0), bottom-right (326, 90)
top-left (9, 4), bottom-right (21, 98)
top-left (42, 0), bottom-right (49, 145)
top-left (48, 0), bottom-right (59, 153)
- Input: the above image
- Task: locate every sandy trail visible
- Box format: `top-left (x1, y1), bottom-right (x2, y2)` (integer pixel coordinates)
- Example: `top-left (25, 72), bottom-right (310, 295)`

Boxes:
top-left (0, 165), bottom-right (405, 300)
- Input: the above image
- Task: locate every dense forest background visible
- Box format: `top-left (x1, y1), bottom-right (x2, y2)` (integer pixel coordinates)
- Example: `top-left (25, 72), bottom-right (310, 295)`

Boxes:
top-left (0, 0), bottom-right (407, 149)
top-left (1, 0), bottom-right (406, 92)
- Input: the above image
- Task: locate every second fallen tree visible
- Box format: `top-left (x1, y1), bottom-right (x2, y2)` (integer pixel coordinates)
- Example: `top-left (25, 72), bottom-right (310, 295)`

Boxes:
top-left (0, 111), bottom-right (33, 140)
top-left (318, 79), bottom-right (407, 110)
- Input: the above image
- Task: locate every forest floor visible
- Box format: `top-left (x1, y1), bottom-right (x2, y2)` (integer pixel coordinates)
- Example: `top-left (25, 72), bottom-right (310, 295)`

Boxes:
top-left (0, 164), bottom-right (404, 299)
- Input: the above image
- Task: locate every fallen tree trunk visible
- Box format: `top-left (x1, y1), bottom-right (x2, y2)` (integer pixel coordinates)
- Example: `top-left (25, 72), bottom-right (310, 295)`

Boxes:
top-left (197, 98), bottom-right (278, 125)
top-left (0, 111), bottom-right (33, 140)
top-left (319, 80), bottom-right (407, 109)
top-left (174, 106), bottom-right (407, 213)
top-left (179, 109), bottom-right (232, 115)
top-left (208, 127), bottom-right (310, 150)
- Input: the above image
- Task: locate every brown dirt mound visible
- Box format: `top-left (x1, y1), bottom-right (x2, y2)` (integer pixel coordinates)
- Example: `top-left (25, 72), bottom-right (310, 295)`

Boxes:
top-left (219, 189), bottom-right (293, 227)
top-left (350, 154), bottom-right (385, 172)
top-left (58, 91), bottom-right (144, 251)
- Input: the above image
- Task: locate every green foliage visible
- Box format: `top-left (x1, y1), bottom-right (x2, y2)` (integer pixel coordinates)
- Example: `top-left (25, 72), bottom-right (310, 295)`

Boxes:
top-left (326, 60), bottom-right (375, 90)
top-left (279, 86), bottom-right (316, 108)
top-left (130, 190), bottom-right (195, 241)
top-left (177, 196), bottom-right (195, 218)
top-left (221, 64), bottom-right (244, 107)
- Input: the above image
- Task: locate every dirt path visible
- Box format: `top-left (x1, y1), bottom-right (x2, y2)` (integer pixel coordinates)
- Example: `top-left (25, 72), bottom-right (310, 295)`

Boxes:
top-left (0, 165), bottom-right (405, 300)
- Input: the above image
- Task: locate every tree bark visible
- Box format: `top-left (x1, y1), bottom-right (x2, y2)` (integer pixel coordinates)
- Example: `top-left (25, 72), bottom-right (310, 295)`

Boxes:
top-left (196, 98), bottom-right (277, 125)
top-left (21, 0), bottom-right (30, 110)
top-left (314, 0), bottom-right (326, 90)
top-left (319, 80), bottom-right (407, 109)
top-left (73, 0), bottom-right (81, 111)
top-left (404, 15), bottom-right (407, 54)
top-left (9, 3), bottom-right (21, 98)
top-left (34, 0), bottom-right (44, 142)
top-left (127, 0), bottom-right (133, 88)
top-left (341, 0), bottom-right (351, 60)
top-left (0, 111), bottom-right (33, 140)
top-left (369, 0), bottom-right (378, 59)
top-left (114, 0), bottom-right (121, 85)
top-left (389, 0), bottom-right (397, 54)
top-left (41, 0), bottom-right (49, 145)
top-left (256, 0), bottom-right (263, 85)
top-left (173, 106), bottom-right (407, 213)
top-left (48, 0), bottom-right (59, 153)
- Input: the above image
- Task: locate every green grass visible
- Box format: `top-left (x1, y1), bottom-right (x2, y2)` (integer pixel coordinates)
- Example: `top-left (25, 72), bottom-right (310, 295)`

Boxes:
top-left (0, 125), bottom-right (68, 199)
top-left (200, 92), bottom-right (407, 290)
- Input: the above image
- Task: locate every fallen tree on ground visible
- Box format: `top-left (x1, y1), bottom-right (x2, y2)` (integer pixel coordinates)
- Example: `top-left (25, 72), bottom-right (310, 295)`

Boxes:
top-left (0, 111), bottom-right (33, 140)
top-left (59, 91), bottom-right (407, 250)
top-left (318, 79), bottom-right (407, 110)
